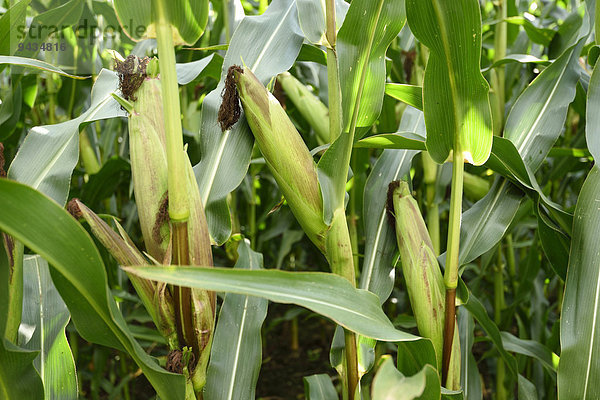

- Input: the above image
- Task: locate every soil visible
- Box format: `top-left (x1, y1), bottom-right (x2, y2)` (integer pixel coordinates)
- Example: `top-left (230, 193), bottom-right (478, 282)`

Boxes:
top-left (256, 303), bottom-right (337, 399)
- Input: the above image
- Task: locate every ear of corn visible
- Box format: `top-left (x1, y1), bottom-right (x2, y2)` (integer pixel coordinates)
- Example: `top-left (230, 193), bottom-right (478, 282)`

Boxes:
top-left (388, 181), bottom-right (460, 387)
top-left (127, 70), bottom-right (170, 263)
top-left (232, 66), bottom-right (327, 252)
top-left (70, 199), bottom-right (178, 348)
top-left (114, 55), bottom-right (216, 388)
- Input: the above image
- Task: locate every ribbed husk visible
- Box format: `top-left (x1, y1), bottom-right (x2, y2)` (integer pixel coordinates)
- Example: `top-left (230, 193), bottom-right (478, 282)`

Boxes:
top-left (126, 65), bottom-right (215, 387)
top-left (234, 67), bottom-right (327, 252)
top-left (72, 199), bottom-right (178, 348)
top-left (389, 181), bottom-right (460, 387)
top-left (128, 76), bottom-right (170, 263)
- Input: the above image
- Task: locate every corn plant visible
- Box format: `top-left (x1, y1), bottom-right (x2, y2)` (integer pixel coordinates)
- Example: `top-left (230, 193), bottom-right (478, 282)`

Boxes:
top-left (1, 0), bottom-right (600, 399)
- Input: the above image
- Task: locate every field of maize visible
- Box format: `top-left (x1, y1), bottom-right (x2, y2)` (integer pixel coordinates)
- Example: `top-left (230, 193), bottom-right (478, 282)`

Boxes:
top-left (1, 0), bottom-right (599, 399)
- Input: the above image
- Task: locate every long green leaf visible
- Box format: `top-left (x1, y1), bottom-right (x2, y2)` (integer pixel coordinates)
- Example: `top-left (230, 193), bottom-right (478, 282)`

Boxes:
top-left (0, 235), bottom-right (44, 400)
top-left (114, 0), bottom-right (209, 45)
top-left (406, 0), bottom-right (493, 166)
top-left (338, 0), bottom-right (406, 131)
top-left (194, 0), bottom-right (304, 244)
top-left (19, 256), bottom-right (77, 400)
top-left (7, 69), bottom-right (126, 205)
top-left (586, 60), bottom-right (600, 161)
top-left (0, 56), bottom-right (89, 78)
top-left (0, 179), bottom-right (185, 399)
top-left (504, 38), bottom-right (585, 172)
top-left (124, 265), bottom-right (420, 343)
top-left (558, 165), bottom-right (600, 400)
top-left (458, 309), bottom-right (482, 400)
top-left (204, 241), bottom-right (268, 400)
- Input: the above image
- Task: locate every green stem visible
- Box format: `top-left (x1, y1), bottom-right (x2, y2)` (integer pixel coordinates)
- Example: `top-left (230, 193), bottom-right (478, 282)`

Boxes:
top-left (348, 155), bottom-right (359, 273)
top-left (4, 240), bottom-right (24, 343)
top-left (442, 148), bottom-right (464, 383)
top-left (506, 234), bottom-right (517, 294)
top-left (325, 1), bottom-right (359, 398)
top-left (152, 0), bottom-right (189, 222)
top-left (494, 246), bottom-right (507, 400)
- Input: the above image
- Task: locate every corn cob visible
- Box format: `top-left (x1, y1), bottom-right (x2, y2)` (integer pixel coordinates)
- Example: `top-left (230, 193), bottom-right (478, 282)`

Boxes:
top-left (224, 66), bottom-right (328, 252)
top-left (387, 181), bottom-right (460, 388)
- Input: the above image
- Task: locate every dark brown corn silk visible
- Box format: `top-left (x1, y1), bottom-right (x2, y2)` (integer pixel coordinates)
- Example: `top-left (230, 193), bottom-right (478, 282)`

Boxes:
top-left (114, 55), bottom-right (150, 101)
top-left (386, 180), bottom-right (401, 228)
top-left (66, 198), bottom-right (83, 220)
top-left (218, 65), bottom-right (244, 131)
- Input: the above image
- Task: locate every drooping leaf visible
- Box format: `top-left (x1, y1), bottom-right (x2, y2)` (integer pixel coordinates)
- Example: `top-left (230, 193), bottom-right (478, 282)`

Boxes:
top-left (0, 179), bottom-right (186, 400)
top-left (504, 38), bottom-right (585, 172)
top-left (18, 256), bottom-right (77, 400)
top-left (204, 241), bottom-right (268, 400)
top-left (124, 265), bottom-right (420, 343)
top-left (406, 0), bottom-right (493, 166)
top-left (194, 0), bottom-right (304, 244)
top-left (463, 294), bottom-right (537, 396)
top-left (558, 165), bottom-right (600, 400)
top-left (8, 69), bottom-right (126, 205)
top-left (501, 331), bottom-right (557, 379)
top-left (0, 56), bottom-right (89, 78)
top-left (113, 0), bottom-right (209, 45)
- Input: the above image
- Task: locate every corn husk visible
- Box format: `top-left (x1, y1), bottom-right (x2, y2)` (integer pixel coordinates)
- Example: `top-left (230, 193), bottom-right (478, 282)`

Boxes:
top-left (388, 181), bottom-right (460, 387)
top-left (233, 67), bottom-right (327, 251)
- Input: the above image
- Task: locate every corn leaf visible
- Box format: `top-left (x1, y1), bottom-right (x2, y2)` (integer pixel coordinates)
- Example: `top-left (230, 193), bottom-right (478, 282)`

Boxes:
top-left (558, 166), bottom-right (600, 400)
top-left (204, 241), bottom-right (268, 400)
top-left (8, 69), bottom-right (126, 205)
top-left (360, 106), bottom-right (423, 303)
top-left (194, 0), bottom-right (304, 244)
top-left (458, 309), bottom-right (482, 400)
top-left (384, 84), bottom-right (423, 111)
top-left (304, 374), bottom-right (338, 400)
top-left (371, 359), bottom-right (440, 400)
top-left (0, 239), bottom-right (44, 400)
top-left (18, 256), bottom-right (77, 400)
top-left (0, 179), bottom-right (186, 400)
top-left (124, 265), bottom-right (421, 343)
top-left (0, 56), bottom-right (88, 79)
top-left (0, 0), bottom-right (30, 56)
top-left (406, 0), bottom-right (493, 166)
top-left (113, 0), bottom-right (209, 45)
top-left (586, 60), bottom-right (600, 161)
top-left (338, 0), bottom-right (406, 131)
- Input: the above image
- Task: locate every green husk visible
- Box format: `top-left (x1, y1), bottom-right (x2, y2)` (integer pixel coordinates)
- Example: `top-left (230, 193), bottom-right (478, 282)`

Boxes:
top-left (232, 66), bottom-right (328, 252)
top-left (388, 181), bottom-right (460, 388)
